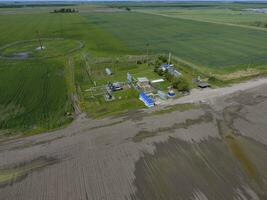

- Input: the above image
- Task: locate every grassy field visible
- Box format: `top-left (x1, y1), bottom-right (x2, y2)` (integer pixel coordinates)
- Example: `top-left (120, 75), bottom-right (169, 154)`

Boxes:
top-left (106, 2), bottom-right (267, 10)
top-left (0, 2), bottom-right (267, 135)
top-left (0, 58), bottom-right (72, 134)
top-left (0, 39), bottom-right (81, 59)
top-left (83, 11), bottom-right (267, 71)
top-left (0, 14), bottom-right (89, 134)
top-left (139, 8), bottom-right (267, 28)
top-left (0, 11), bottom-right (134, 135)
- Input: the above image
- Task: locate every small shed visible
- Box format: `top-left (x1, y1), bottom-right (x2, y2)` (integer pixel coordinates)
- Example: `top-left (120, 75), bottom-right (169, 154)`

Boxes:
top-left (137, 77), bottom-right (150, 90)
top-left (198, 82), bottom-right (209, 89)
top-left (151, 79), bottom-right (164, 84)
top-left (139, 92), bottom-right (154, 108)
top-left (137, 77), bottom-right (149, 83)
top-left (160, 64), bottom-right (173, 71)
top-left (160, 64), bottom-right (182, 77)
top-left (108, 82), bottom-right (122, 91)
top-left (105, 68), bottom-right (112, 76)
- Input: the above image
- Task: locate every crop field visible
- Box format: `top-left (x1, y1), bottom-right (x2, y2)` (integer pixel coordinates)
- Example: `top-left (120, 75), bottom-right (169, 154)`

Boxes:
top-left (0, 59), bottom-right (71, 134)
top-left (139, 8), bottom-right (267, 28)
top-left (108, 2), bottom-right (267, 10)
top-left (0, 11), bottom-right (136, 134)
top-left (0, 39), bottom-right (81, 59)
top-left (1, 3), bottom-right (267, 200)
top-left (0, 14), bottom-right (80, 135)
top-left (83, 11), bottom-right (267, 71)
top-left (1, 2), bottom-right (267, 134)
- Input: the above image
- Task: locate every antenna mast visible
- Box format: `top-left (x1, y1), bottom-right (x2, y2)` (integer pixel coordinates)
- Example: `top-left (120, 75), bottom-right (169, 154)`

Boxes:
top-left (36, 30), bottom-right (43, 50)
top-left (168, 52), bottom-right (171, 64)
top-left (146, 43), bottom-right (149, 67)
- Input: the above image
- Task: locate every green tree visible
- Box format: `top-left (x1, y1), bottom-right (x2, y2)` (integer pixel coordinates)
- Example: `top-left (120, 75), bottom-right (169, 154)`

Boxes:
top-left (158, 55), bottom-right (167, 63)
top-left (165, 73), bottom-right (174, 82)
top-left (155, 59), bottom-right (162, 68)
top-left (172, 76), bottom-right (190, 92)
top-left (154, 55), bottom-right (168, 68)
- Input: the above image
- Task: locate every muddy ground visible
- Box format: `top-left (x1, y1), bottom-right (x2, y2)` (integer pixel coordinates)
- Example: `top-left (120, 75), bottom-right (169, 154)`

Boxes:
top-left (0, 84), bottom-right (267, 200)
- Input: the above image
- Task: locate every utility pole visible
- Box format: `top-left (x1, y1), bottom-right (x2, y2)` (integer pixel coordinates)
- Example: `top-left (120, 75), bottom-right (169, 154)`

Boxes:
top-left (146, 43), bottom-right (149, 67)
top-left (36, 30), bottom-right (43, 50)
top-left (168, 52), bottom-right (171, 65)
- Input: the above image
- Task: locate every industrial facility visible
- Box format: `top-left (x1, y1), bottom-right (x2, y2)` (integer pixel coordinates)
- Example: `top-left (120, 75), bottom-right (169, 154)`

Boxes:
top-left (84, 59), bottom-right (202, 108)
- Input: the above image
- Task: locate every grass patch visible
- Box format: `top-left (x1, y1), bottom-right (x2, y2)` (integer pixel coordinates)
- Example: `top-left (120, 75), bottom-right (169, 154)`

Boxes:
top-left (83, 88), bottom-right (145, 119)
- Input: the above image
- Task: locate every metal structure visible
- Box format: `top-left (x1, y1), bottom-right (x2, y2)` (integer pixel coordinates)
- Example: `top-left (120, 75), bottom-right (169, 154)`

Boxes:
top-left (84, 85), bottom-right (107, 98)
top-left (168, 52), bottom-right (171, 65)
top-left (146, 43), bottom-right (149, 67)
top-left (36, 30), bottom-right (43, 50)
top-left (105, 68), bottom-right (112, 76)
top-left (127, 72), bottom-right (133, 84)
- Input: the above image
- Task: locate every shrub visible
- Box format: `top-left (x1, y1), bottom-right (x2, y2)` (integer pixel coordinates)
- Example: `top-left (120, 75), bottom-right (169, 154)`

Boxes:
top-left (155, 59), bottom-right (162, 67)
top-left (208, 76), bottom-right (216, 82)
top-left (172, 76), bottom-right (190, 92)
top-left (158, 55), bottom-right (168, 63)
top-left (165, 73), bottom-right (174, 82)
top-left (154, 55), bottom-right (168, 68)
top-left (154, 65), bottom-right (159, 72)
top-left (157, 69), bottom-right (164, 76)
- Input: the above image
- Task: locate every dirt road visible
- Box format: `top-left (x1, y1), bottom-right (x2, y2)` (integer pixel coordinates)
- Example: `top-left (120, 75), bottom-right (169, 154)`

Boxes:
top-left (163, 77), bottom-right (267, 106)
top-left (0, 79), bottom-right (267, 200)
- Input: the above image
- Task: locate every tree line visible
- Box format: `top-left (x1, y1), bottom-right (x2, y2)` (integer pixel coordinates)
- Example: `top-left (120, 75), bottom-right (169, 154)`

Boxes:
top-left (52, 8), bottom-right (78, 13)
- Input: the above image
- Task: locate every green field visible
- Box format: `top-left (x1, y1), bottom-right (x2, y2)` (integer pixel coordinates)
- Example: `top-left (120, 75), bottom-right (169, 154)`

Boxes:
top-left (0, 14), bottom-right (79, 135)
top-left (83, 12), bottom-right (267, 70)
top-left (0, 59), bottom-right (71, 132)
top-left (0, 11), bottom-right (133, 135)
top-left (0, 39), bottom-right (81, 59)
top-left (139, 8), bottom-right (267, 28)
top-left (0, 2), bottom-right (267, 135)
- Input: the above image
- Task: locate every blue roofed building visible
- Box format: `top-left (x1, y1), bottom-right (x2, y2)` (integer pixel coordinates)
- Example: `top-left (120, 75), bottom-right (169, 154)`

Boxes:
top-left (160, 63), bottom-right (181, 77)
top-left (139, 92), bottom-right (154, 108)
top-left (160, 64), bottom-right (173, 71)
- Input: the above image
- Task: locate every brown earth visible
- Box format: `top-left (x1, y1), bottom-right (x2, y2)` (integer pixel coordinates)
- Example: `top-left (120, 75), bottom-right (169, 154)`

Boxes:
top-left (0, 82), bottom-right (267, 200)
